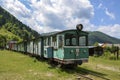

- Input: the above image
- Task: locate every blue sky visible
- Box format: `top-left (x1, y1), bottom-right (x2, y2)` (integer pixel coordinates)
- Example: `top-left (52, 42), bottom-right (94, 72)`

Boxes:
top-left (0, 0), bottom-right (120, 39)
top-left (90, 0), bottom-right (120, 26)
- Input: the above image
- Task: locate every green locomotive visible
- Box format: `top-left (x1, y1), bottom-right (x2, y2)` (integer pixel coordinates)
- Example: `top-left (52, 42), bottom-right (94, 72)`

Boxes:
top-left (7, 24), bottom-right (89, 67)
top-left (41, 24), bottom-right (89, 66)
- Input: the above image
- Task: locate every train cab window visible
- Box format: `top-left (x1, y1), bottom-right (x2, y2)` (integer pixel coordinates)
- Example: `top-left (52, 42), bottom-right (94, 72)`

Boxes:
top-left (66, 39), bottom-right (70, 46)
top-left (65, 34), bottom-right (77, 46)
top-left (79, 36), bottom-right (86, 46)
top-left (72, 38), bottom-right (76, 46)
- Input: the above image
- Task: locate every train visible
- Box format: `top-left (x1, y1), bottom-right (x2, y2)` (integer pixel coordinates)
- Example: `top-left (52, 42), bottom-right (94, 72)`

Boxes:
top-left (6, 24), bottom-right (90, 67)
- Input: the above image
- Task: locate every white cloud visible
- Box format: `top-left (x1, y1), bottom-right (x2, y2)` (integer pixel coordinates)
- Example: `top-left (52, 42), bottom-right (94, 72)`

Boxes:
top-left (0, 0), bottom-right (120, 39)
top-left (97, 24), bottom-right (120, 38)
top-left (0, 0), bottom-right (94, 33)
top-left (98, 3), bottom-right (102, 8)
top-left (105, 8), bottom-right (115, 20)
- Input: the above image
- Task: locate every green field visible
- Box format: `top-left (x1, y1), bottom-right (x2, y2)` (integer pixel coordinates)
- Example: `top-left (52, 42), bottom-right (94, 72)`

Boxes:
top-left (0, 50), bottom-right (120, 80)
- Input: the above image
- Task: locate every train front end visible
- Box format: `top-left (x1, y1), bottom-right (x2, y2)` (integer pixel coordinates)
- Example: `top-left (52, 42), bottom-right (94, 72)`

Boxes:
top-left (61, 24), bottom-right (89, 65)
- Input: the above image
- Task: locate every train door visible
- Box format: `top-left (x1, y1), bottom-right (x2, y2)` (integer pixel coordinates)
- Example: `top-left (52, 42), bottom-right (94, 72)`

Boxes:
top-left (47, 37), bottom-right (53, 58)
top-left (75, 36), bottom-right (86, 59)
top-left (38, 39), bottom-right (41, 56)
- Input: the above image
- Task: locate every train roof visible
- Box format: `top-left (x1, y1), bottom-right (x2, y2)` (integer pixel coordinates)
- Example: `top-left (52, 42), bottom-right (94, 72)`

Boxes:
top-left (41, 29), bottom-right (88, 37)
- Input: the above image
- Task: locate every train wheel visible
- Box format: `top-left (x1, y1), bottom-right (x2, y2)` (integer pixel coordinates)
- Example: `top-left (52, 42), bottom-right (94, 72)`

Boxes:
top-left (78, 60), bottom-right (82, 65)
top-left (63, 64), bottom-right (78, 69)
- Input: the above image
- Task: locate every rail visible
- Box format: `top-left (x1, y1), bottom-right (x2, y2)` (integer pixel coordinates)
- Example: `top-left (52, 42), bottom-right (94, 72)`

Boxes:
top-left (76, 73), bottom-right (93, 80)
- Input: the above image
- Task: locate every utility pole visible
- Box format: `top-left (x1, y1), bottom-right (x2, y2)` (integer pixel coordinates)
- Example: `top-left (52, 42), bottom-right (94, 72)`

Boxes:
top-left (116, 47), bottom-right (119, 60)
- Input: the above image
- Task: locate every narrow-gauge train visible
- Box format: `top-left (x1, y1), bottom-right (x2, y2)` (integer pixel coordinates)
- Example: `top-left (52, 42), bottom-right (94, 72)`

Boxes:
top-left (7, 24), bottom-right (89, 67)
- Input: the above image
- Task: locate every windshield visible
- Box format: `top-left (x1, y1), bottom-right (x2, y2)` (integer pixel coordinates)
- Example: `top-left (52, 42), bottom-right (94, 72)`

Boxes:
top-left (65, 33), bottom-right (86, 46)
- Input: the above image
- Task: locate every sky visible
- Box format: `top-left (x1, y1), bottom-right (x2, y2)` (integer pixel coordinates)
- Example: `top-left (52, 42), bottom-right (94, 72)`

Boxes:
top-left (0, 0), bottom-right (120, 39)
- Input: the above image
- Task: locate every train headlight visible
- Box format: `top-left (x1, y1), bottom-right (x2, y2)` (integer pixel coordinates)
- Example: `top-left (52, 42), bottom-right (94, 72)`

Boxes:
top-left (70, 50), bottom-right (74, 54)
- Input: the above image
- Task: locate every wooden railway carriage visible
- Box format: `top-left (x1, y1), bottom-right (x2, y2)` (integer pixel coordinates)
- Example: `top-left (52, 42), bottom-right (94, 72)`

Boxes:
top-left (33, 38), bottom-right (42, 56)
top-left (41, 28), bottom-right (89, 65)
top-left (7, 24), bottom-right (90, 67)
top-left (7, 41), bottom-right (17, 50)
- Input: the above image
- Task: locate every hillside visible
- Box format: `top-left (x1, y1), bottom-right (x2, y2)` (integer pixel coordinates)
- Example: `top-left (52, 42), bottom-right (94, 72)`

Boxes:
top-left (0, 6), bottom-right (40, 43)
top-left (0, 28), bottom-right (22, 41)
top-left (88, 31), bottom-right (120, 45)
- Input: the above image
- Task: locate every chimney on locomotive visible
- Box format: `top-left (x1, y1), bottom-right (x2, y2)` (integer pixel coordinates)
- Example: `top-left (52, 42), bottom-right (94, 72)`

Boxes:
top-left (76, 24), bottom-right (83, 31)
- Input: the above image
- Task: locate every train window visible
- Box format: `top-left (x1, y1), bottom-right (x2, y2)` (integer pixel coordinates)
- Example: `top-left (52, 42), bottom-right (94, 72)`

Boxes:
top-left (72, 38), bottom-right (76, 46)
top-left (44, 38), bottom-right (46, 46)
top-left (79, 36), bottom-right (86, 46)
top-left (66, 39), bottom-right (70, 46)
top-left (65, 34), bottom-right (77, 46)
top-left (52, 36), bottom-right (57, 47)
top-left (48, 37), bottom-right (51, 46)
top-left (44, 38), bottom-right (48, 46)
top-left (46, 38), bottom-right (48, 46)
top-left (58, 36), bottom-right (63, 48)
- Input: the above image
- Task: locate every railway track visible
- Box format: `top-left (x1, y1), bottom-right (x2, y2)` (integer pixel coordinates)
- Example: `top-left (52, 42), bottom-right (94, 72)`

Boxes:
top-left (76, 73), bottom-right (93, 80)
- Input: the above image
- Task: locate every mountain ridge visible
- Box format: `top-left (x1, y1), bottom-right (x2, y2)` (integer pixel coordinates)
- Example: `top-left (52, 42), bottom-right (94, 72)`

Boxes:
top-left (88, 31), bottom-right (120, 45)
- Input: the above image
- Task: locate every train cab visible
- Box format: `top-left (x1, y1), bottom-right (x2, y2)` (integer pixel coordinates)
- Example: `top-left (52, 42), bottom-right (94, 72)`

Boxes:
top-left (42, 24), bottom-right (89, 65)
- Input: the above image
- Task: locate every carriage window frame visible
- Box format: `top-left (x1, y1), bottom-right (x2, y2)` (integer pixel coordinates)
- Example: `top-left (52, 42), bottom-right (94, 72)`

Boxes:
top-left (65, 33), bottom-right (77, 46)
top-left (71, 37), bottom-right (77, 46)
top-left (79, 36), bottom-right (86, 46)
top-left (52, 36), bottom-right (57, 47)
top-left (48, 37), bottom-right (51, 46)
top-left (44, 38), bottom-right (47, 46)
top-left (58, 35), bottom-right (63, 48)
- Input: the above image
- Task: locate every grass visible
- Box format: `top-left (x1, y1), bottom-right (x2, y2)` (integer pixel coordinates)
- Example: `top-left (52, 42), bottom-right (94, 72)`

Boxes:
top-left (0, 50), bottom-right (76, 80)
top-left (80, 54), bottom-right (120, 80)
top-left (0, 50), bottom-right (120, 80)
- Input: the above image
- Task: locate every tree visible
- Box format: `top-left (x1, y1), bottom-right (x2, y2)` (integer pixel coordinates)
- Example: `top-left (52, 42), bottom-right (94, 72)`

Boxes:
top-left (0, 34), bottom-right (6, 48)
top-left (110, 44), bottom-right (119, 60)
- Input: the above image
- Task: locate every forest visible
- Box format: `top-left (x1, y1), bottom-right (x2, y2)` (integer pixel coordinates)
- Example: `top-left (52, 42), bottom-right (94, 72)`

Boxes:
top-left (0, 6), bottom-right (40, 47)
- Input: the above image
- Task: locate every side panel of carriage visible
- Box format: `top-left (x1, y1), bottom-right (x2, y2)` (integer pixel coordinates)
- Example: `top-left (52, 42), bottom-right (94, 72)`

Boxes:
top-left (21, 43), bottom-right (25, 52)
top-left (11, 43), bottom-right (17, 51)
top-left (18, 43), bottom-right (25, 52)
top-left (43, 36), bottom-right (55, 58)
top-left (33, 38), bottom-right (42, 56)
top-left (17, 43), bottom-right (21, 52)
top-left (43, 37), bottom-right (49, 58)
top-left (53, 35), bottom-right (64, 60)
top-left (24, 42), bottom-right (27, 53)
top-left (27, 41), bottom-right (31, 53)
top-left (13, 44), bottom-right (18, 51)
top-left (7, 41), bottom-right (17, 50)
top-left (38, 40), bottom-right (42, 56)
top-left (33, 40), bottom-right (37, 55)
top-left (29, 41), bottom-right (34, 54)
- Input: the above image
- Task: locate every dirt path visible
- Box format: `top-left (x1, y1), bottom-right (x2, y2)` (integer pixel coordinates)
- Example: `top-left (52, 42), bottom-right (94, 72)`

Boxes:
top-left (96, 64), bottom-right (120, 72)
